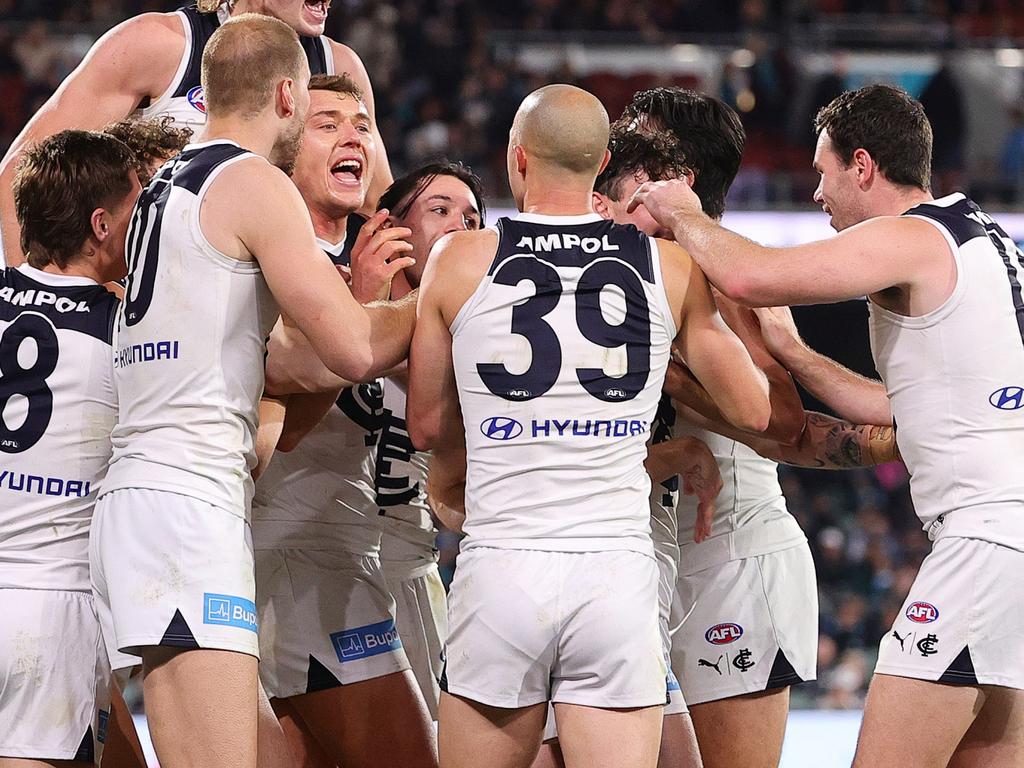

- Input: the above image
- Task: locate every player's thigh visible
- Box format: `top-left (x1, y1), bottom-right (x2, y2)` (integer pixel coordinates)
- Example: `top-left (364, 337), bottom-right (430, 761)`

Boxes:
top-left (853, 674), bottom-right (982, 768)
top-left (658, 712), bottom-right (703, 768)
top-left (0, 760), bottom-right (93, 768)
top-left (141, 646), bottom-right (259, 768)
top-left (438, 692), bottom-right (547, 768)
top-left (947, 686), bottom-right (1024, 768)
top-left (101, 679), bottom-right (147, 768)
top-left (0, 589), bottom-right (110, 767)
top-left (689, 688), bottom-right (788, 768)
top-left (553, 703), bottom-right (663, 768)
top-left (287, 669), bottom-right (437, 768)
top-left (530, 741), bottom-right (564, 768)
top-left (269, 697), bottom-right (334, 768)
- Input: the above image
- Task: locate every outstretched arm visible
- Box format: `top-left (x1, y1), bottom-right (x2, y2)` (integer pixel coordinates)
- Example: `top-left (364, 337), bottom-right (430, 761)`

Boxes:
top-left (0, 13), bottom-right (183, 265)
top-left (754, 306), bottom-right (892, 425)
top-left (629, 179), bottom-right (946, 307)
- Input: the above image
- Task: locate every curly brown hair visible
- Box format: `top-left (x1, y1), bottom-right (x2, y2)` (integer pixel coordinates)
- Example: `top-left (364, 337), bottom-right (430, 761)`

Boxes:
top-left (103, 116), bottom-right (193, 184)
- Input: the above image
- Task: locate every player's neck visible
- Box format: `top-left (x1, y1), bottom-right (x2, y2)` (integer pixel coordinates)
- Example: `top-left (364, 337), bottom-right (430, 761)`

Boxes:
top-left (199, 118), bottom-right (279, 165)
top-left (37, 257), bottom-right (103, 284)
top-left (520, 184), bottom-right (596, 217)
top-left (391, 269), bottom-right (414, 300)
top-left (230, 0), bottom-right (271, 15)
top-left (311, 209), bottom-right (350, 246)
top-left (876, 185), bottom-right (934, 218)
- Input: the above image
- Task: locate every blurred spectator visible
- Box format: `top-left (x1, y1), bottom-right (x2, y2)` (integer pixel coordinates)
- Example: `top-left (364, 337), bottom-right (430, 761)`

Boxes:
top-left (919, 58), bottom-right (966, 196)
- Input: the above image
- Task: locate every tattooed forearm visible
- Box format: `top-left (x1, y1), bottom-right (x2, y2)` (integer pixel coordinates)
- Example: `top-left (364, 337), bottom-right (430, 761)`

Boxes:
top-left (779, 412), bottom-right (900, 469)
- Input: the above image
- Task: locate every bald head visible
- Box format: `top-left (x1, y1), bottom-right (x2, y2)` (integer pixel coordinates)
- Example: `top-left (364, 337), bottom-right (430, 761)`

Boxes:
top-left (202, 13), bottom-right (307, 119)
top-left (511, 85), bottom-right (610, 175)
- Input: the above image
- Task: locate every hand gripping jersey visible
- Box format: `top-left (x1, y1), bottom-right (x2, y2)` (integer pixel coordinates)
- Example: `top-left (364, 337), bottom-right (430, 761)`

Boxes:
top-left (103, 141), bottom-right (278, 515)
top-left (140, 4), bottom-right (335, 129)
top-left (870, 193), bottom-right (1024, 550)
top-left (366, 378), bottom-right (436, 563)
top-left (451, 213), bottom-right (676, 554)
top-left (0, 266), bottom-right (118, 591)
top-left (252, 228), bottom-right (385, 555)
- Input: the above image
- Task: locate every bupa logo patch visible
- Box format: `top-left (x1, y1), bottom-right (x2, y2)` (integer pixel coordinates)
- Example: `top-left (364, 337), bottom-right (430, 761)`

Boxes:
top-left (705, 623), bottom-right (743, 645)
top-left (203, 593), bottom-right (257, 633)
top-left (480, 416), bottom-right (523, 441)
top-left (989, 386), bottom-right (1024, 411)
top-left (187, 85), bottom-right (206, 114)
top-left (331, 618), bottom-right (404, 662)
top-left (906, 601), bottom-right (939, 624)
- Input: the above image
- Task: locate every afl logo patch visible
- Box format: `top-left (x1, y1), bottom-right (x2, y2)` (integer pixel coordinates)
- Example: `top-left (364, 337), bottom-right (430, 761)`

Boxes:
top-left (187, 85), bottom-right (206, 114)
top-left (480, 417), bottom-right (523, 441)
top-left (906, 601), bottom-right (939, 624)
top-left (705, 623), bottom-right (743, 645)
top-left (989, 386), bottom-right (1024, 411)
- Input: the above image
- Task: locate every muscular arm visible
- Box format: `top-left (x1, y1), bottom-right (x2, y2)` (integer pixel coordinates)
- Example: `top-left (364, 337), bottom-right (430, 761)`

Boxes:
top-left (660, 239), bottom-right (771, 434)
top-left (329, 41), bottom-right (393, 211)
top-left (630, 180), bottom-right (947, 307)
top-left (209, 160), bottom-right (415, 381)
top-left (752, 412), bottom-right (901, 469)
top-left (0, 13), bottom-right (183, 265)
top-left (754, 306), bottom-right (892, 425)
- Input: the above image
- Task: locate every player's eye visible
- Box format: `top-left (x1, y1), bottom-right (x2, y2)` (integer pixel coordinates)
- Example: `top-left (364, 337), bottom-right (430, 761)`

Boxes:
top-left (432, 207), bottom-right (449, 217)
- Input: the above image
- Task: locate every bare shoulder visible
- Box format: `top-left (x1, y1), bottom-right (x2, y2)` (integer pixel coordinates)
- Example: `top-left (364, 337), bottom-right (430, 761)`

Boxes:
top-left (425, 229), bottom-right (498, 323)
top-left (842, 213), bottom-right (948, 250)
top-left (326, 39), bottom-right (372, 89)
top-left (86, 12), bottom-right (187, 95)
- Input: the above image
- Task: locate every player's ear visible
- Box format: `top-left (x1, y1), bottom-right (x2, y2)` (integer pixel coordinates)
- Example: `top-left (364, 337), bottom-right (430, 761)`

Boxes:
top-left (592, 192), bottom-right (613, 220)
top-left (90, 208), bottom-right (110, 244)
top-left (852, 147), bottom-right (874, 189)
top-left (597, 148), bottom-right (611, 175)
top-left (682, 168), bottom-right (696, 188)
top-left (513, 145), bottom-right (528, 176)
top-left (278, 77), bottom-right (297, 118)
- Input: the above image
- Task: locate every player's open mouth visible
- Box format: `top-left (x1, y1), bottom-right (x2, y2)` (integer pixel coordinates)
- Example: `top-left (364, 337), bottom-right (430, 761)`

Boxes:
top-left (330, 157), bottom-right (363, 186)
top-left (303, 0), bottom-right (329, 22)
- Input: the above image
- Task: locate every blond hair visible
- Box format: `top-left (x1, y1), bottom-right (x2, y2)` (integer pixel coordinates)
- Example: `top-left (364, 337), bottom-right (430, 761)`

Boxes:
top-left (201, 13), bottom-right (306, 119)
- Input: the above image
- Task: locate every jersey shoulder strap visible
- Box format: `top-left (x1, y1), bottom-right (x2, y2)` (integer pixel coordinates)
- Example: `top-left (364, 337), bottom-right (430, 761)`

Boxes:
top-left (163, 141), bottom-right (252, 194)
top-left (171, 5), bottom-right (222, 99)
top-left (903, 194), bottom-right (986, 247)
top-left (0, 268), bottom-right (119, 344)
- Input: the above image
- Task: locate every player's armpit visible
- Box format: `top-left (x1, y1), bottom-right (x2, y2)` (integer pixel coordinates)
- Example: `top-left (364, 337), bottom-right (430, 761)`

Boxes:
top-left (0, 13), bottom-right (183, 265)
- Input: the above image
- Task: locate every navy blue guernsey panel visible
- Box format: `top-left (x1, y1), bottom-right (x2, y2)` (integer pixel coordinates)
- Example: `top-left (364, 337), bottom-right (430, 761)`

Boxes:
top-left (904, 196), bottom-right (987, 247)
top-left (328, 213), bottom-right (367, 268)
top-left (165, 142), bottom-right (250, 195)
top-left (490, 217), bottom-right (655, 283)
top-left (173, 4), bottom-right (331, 99)
top-left (0, 269), bottom-right (118, 344)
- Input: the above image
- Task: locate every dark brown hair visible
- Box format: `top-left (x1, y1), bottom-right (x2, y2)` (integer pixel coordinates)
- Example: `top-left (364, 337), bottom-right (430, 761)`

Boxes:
top-left (595, 129), bottom-right (691, 204)
top-left (14, 130), bottom-right (136, 269)
top-left (378, 161), bottom-right (487, 226)
top-left (614, 88), bottom-right (744, 219)
top-left (814, 84), bottom-right (932, 191)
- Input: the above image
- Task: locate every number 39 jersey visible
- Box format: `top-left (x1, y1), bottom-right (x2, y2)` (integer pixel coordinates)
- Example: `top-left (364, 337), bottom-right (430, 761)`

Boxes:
top-left (103, 141), bottom-right (278, 515)
top-left (0, 265), bottom-right (118, 592)
top-left (451, 213), bottom-right (677, 555)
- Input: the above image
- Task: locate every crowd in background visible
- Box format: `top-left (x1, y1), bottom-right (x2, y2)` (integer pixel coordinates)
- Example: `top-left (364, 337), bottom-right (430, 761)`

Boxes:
top-left (0, 0), bottom-right (1010, 711)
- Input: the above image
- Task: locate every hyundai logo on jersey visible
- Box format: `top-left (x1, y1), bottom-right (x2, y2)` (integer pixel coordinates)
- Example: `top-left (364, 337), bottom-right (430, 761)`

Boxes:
top-left (203, 593), bottom-right (257, 633)
top-left (989, 385), bottom-right (1024, 411)
top-left (906, 601), bottom-right (940, 624)
top-left (705, 623), bottom-right (744, 645)
top-left (480, 416), bottom-right (523, 441)
top-left (331, 619), bottom-right (404, 663)
top-left (187, 85), bottom-right (206, 114)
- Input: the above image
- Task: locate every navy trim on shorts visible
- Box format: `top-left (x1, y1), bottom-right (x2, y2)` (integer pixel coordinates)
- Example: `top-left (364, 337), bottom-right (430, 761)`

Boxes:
top-left (764, 648), bottom-right (805, 691)
top-left (159, 609), bottom-right (200, 649)
top-left (938, 646), bottom-right (979, 686)
top-left (305, 655), bottom-right (343, 694)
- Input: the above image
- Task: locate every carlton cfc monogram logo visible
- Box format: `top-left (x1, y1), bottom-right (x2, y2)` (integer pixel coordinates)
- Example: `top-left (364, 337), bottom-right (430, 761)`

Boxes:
top-left (906, 601), bottom-right (939, 624)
